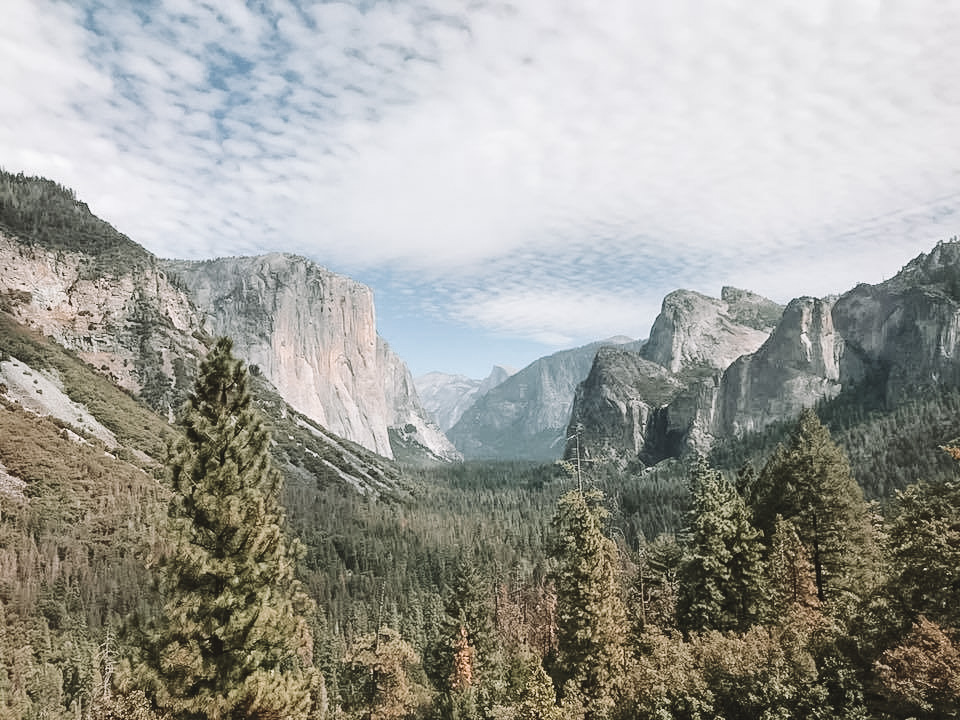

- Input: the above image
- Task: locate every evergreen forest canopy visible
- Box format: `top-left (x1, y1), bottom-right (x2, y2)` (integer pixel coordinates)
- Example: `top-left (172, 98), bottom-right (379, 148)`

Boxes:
top-left (0, 170), bottom-right (959, 718)
top-left (2, 319), bottom-right (960, 720)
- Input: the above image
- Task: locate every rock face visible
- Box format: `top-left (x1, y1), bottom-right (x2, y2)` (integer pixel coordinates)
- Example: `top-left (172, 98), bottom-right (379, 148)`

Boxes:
top-left (0, 232), bottom-right (206, 409)
top-left (717, 296), bottom-right (843, 437)
top-left (449, 339), bottom-right (640, 460)
top-left (378, 338), bottom-right (462, 462)
top-left (0, 173), bottom-right (453, 467)
top-left (643, 288), bottom-right (780, 374)
top-left (164, 254), bottom-right (458, 461)
top-left (415, 365), bottom-right (513, 432)
top-left (567, 288), bottom-right (781, 463)
top-left (571, 241), bottom-right (960, 466)
top-left (567, 348), bottom-right (685, 463)
top-left (716, 242), bottom-right (960, 442)
top-left (832, 241), bottom-right (960, 398)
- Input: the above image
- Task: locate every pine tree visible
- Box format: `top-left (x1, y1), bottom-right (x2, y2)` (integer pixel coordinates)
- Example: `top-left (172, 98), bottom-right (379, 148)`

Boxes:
top-left (884, 476), bottom-right (960, 630)
top-left (548, 489), bottom-right (626, 720)
top-left (766, 516), bottom-right (820, 623)
top-left (425, 555), bottom-right (493, 707)
top-left (677, 456), bottom-right (765, 633)
top-left (749, 408), bottom-right (876, 604)
top-left (339, 627), bottom-right (430, 720)
top-left (140, 338), bottom-right (320, 719)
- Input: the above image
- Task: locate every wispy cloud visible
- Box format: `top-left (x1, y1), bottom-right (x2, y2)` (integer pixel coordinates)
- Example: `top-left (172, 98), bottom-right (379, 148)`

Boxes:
top-left (2, 0), bottom-right (958, 374)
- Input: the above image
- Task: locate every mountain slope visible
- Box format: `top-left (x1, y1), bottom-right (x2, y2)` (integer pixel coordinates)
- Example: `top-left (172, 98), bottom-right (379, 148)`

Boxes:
top-left (415, 365), bottom-right (513, 432)
top-left (0, 170), bottom-right (452, 463)
top-left (448, 338), bottom-right (641, 460)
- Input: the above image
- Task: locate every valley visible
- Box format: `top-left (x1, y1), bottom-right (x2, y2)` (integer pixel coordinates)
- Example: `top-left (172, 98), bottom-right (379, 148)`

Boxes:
top-left (1, 171), bottom-right (959, 718)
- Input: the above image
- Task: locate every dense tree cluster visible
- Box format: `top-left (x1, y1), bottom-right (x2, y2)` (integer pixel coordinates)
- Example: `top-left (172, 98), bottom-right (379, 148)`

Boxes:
top-left (2, 322), bottom-right (960, 718)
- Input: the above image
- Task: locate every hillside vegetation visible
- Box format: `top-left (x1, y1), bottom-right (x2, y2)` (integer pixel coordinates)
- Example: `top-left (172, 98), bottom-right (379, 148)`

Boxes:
top-left (0, 172), bottom-right (958, 718)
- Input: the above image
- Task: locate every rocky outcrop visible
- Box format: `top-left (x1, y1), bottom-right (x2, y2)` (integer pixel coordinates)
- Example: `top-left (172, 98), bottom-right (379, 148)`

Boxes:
top-left (567, 289), bottom-right (781, 462)
top-left (165, 254), bottom-right (456, 461)
top-left (449, 339), bottom-right (640, 460)
top-left (378, 338), bottom-right (462, 462)
top-left (567, 348), bottom-right (685, 464)
top-left (0, 232), bottom-right (205, 409)
top-left (833, 241), bottom-right (960, 398)
top-left (714, 242), bottom-right (960, 441)
top-left (717, 296), bottom-right (843, 437)
top-left (643, 287), bottom-right (781, 373)
top-left (165, 254), bottom-right (391, 455)
top-left (570, 241), bottom-right (960, 466)
top-left (415, 366), bottom-right (513, 432)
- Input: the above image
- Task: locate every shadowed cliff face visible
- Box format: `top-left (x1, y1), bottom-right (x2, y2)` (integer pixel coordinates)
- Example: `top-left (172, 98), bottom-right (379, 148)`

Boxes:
top-left (165, 254), bottom-right (459, 461)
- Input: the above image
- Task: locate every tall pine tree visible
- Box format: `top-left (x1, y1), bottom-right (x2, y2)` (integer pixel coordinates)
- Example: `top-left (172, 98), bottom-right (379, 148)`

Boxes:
top-left (549, 489), bottom-right (626, 720)
top-left (749, 408), bottom-right (876, 604)
top-left (140, 338), bottom-right (321, 719)
top-left (677, 456), bottom-right (765, 633)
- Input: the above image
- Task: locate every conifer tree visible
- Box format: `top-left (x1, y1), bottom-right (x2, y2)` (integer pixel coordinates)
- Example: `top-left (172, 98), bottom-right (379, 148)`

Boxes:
top-left (340, 627), bottom-right (430, 720)
top-left (425, 555), bottom-right (493, 704)
top-left (549, 489), bottom-right (626, 720)
top-left (766, 516), bottom-right (820, 623)
top-left (884, 476), bottom-right (960, 629)
top-left (749, 408), bottom-right (876, 604)
top-left (141, 338), bottom-right (320, 719)
top-left (677, 456), bottom-right (765, 633)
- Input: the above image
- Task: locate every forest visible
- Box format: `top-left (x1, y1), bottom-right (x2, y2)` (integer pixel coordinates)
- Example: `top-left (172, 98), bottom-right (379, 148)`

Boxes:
top-left (0, 312), bottom-right (959, 720)
top-left (0, 170), bottom-right (959, 718)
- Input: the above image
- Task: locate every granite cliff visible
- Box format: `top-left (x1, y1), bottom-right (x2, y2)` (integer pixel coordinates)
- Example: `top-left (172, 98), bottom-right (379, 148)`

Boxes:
top-left (449, 338), bottom-right (641, 460)
top-left (164, 255), bottom-right (459, 462)
top-left (0, 173), bottom-right (454, 464)
top-left (570, 241), bottom-right (960, 466)
top-left (566, 288), bottom-right (781, 464)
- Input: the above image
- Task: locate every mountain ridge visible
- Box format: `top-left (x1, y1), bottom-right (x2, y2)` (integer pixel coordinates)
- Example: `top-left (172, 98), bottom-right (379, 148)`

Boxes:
top-left (0, 170), bottom-right (453, 465)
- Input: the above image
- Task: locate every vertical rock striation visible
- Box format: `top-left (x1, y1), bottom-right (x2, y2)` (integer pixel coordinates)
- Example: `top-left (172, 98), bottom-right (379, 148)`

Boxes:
top-left (165, 254), bottom-right (458, 461)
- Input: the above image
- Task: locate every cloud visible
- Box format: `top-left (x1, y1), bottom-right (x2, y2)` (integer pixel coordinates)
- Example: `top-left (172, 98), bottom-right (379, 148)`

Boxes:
top-left (451, 288), bottom-right (658, 346)
top-left (1, 0), bottom-right (959, 371)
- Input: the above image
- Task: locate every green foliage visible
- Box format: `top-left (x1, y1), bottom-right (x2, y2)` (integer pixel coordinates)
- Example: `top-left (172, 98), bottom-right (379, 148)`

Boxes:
top-left (677, 456), bottom-right (765, 633)
top-left (882, 477), bottom-right (960, 630)
top-left (874, 617), bottom-right (960, 719)
top-left (549, 490), bottom-right (627, 719)
top-left (749, 409), bottom-right (877, 605)
top-left (0, 170), bottom-right (150, 275)
top-left (138, 338), bottom-right (319, 719)
top-left (339, 627), bottom-right (432, 720)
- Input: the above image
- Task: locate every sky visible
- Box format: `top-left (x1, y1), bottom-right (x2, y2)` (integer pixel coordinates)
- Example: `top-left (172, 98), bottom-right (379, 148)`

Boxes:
top-left (2, 0), bottom-right (959, 379)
